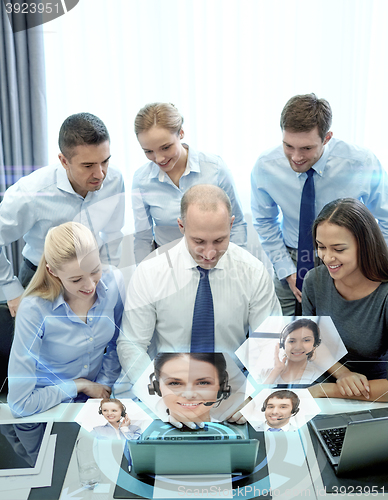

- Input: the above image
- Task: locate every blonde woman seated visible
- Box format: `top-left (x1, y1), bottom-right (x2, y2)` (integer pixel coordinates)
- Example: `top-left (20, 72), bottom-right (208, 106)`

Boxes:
top-left (8, 222), bottom-right (124, 417)
top-left (262, 318), bottom-right (322, 385)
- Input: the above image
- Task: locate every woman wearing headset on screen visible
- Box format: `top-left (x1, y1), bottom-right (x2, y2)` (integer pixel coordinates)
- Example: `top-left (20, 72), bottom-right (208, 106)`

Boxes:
top-left (8, 222), bottom-right (124, 417)
top-left (262, 318), bottom-right (322, 385)
top-left (148, 352), bottom-right (231, 429)
top-left (92, 398), bottom-right (141, 441)
top-left (132, 102), bottom-right (247, 263)
top-left (303, 198), bottom-right (388, 401)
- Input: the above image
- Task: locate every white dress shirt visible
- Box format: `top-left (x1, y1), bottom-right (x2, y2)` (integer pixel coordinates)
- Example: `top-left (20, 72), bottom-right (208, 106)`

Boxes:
top-left (117, 238), bottom-right (281, 383)
top-left (252, 421), bottom-right (297, 432)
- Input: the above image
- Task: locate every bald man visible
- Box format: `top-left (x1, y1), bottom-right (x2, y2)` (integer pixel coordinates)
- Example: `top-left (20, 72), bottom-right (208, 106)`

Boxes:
top-left (117, 184), bottom-right (281, 385)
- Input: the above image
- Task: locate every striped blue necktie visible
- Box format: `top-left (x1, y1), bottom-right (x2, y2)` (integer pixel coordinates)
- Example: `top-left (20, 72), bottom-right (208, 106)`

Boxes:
top-left (191, 266), bottom-right (214, 352)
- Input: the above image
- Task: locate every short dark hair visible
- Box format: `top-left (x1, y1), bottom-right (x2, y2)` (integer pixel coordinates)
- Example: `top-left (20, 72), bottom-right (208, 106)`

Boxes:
top-left (58, 112), bottom-right (110, 159)
top-left (262, 390), bottom-right (300, 414)
top-left (180, 184), bottom-right (232, 222)
top-left (313, 198), bottom-right (388, 282)
top-left (279, 318), bottom-right (321, 360)
top-left (280, 93), bottom-right (332, 141)
top-left (154, 352), bottom-right (228, 388)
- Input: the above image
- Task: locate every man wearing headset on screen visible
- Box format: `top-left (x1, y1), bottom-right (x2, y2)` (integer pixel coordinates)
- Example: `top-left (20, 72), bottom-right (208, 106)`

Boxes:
top-left (253, 390), bottom-right (300, 432)
top-left (117, 185), bottom-right (281, 391)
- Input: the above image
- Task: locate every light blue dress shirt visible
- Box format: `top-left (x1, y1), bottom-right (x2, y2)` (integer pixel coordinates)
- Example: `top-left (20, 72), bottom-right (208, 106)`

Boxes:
top-left (7, 269), bottom-right (124, 417)
top-left (251, 138), bottom-right (388, 280)
top-left (132, 145), bottom-right (247, 263)
top-left (0, 164), bottom-right (125, 301)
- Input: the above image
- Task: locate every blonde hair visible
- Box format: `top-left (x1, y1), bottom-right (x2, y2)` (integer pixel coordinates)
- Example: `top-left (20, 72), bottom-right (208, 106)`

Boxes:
top-left (23, 222), bottom-right (99, 302)
top-left (134, 102), bottom-right (183, 136)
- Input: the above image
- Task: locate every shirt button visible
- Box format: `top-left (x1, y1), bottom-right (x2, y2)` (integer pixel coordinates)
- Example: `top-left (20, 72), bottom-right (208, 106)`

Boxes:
top-left (89, 317), bottom-right (93, 322)
top-left (89, 337), bottom-right (93, 342)
top-left (84, 365), bottom-right (88, 369)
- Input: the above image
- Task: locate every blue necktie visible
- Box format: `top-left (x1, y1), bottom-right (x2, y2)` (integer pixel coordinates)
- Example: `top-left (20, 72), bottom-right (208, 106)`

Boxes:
top-left (296, 169), bottom-right (315, 291)
top-left (191, 267), bottom-right (214, 353)
top-left (267, 427), bottom-right (283, 432)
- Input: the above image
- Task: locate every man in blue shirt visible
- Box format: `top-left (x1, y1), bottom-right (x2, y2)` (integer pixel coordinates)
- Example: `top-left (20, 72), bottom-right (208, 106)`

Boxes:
top-left (251, 93), bottom-right (388, 315)
top-left (0, 112), bottom-right (125, 317)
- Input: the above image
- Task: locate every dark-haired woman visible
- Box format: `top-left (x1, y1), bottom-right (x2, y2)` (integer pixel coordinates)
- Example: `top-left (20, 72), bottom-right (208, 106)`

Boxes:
top-left (303, 198), bottom-right (388, 401)
top-left (262, 318), bottom-right (322, 384)
top-left (149, 352), bottom-right (230, 427)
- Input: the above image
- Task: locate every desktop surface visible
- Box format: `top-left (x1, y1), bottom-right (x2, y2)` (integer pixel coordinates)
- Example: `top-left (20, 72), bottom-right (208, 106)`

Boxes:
top-left (1, 401), bottom-right (388, 499)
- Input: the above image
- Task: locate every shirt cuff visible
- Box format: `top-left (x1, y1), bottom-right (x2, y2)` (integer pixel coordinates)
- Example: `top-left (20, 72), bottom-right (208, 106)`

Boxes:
top-left (273, 258), bottom-right (297, 281)
top-left (1, 278), bottom-right (25, 301)
top-left (57, 380), bottom-right (78, 400)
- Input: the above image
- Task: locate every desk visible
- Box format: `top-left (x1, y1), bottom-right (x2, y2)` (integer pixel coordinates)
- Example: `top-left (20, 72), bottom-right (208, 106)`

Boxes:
top-left (1, 400), bottom-right (387, 500)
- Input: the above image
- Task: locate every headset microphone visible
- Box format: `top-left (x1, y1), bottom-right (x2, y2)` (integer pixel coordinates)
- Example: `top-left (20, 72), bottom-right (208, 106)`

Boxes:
top-left (203, 399), bottom-right (221, 407)
top-left (149, 369), bottom-right (232, 409)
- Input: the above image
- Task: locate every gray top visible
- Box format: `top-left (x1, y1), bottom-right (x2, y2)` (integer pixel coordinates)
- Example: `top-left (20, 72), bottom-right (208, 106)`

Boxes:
top-left (302, 265), bottom-right (388, 379)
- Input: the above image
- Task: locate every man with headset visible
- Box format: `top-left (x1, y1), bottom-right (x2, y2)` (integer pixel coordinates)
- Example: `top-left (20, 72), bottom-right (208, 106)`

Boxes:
top-left (255, 390), bottom-right (300, 432)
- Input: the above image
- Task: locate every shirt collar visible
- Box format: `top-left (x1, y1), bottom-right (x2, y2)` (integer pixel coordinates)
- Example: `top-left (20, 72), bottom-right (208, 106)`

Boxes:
top-left (147, 144), bottom-right (197, 182)
top-left (181, 237), bottom-right (228, 271)
top-left (56, 163), bottom-right (105, 200)
top-left (186, 146), bottom-right (200, 173)
top-left (264, 421), bottom-right (290, 431)
top-left (295, 142), bottom-right (330, 179)
top-left (56, 164), bottom-right (79, 195)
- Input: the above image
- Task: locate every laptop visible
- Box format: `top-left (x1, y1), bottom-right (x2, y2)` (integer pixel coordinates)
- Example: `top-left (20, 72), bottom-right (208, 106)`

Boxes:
top-left (309, 407), bottom-right (388, 476)
top-left (127, 420), bottom-right (259, 475)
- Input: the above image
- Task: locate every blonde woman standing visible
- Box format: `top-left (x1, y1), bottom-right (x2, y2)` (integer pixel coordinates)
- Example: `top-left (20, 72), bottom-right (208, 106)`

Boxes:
top-left (132, 102), bottom-right (247, 263)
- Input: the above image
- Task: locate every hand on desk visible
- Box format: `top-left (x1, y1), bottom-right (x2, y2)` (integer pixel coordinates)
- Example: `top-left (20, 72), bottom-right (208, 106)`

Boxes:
top-left (167, 412), bottom-right (205, 430)
top-left (226, 410), bottom-right (247, 425)
top-left (309, 378), bottom-right (388, 401)
top-left (74, 379), bottom-right (111, 399)
top-left (167, 410), bottom-right (246, 430)
top-left (308, 373), bottom-right (370, 399)
top-left (335, 370), bottom-right (370, 399)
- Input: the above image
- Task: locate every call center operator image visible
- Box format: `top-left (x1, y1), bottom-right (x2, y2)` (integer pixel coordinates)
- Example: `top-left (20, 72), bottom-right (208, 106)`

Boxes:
top-left (147, 352), bottom-right (231, 428)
